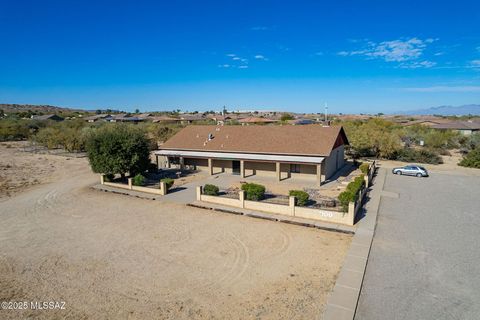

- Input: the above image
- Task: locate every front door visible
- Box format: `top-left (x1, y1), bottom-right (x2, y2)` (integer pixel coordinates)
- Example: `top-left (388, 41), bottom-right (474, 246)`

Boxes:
top-left (232, 161), bottom-right (240, 175)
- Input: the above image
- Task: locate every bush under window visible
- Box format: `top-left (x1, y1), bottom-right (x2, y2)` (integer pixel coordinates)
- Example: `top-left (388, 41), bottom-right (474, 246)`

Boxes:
top-left (132, 174), bottom-right (146, 186)
top-left (289, 190), bottom-right (309, 206)
top-left (203, 184), bottom-right (219, 196)
top-left (241, 183), bottom-right (266, 201)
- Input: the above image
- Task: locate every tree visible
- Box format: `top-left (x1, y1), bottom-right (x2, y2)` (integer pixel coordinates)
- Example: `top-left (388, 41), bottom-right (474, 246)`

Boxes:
top-left (281, 113), bottom-right (294, 121)
top-left (95, 109), bottom-right (101, 114)
top-left (135, 108), bottom-right (140, 114)
top-left (85, 124), bottom-right (151, 176)
top-left (458, 148), bottom-right (480, 169)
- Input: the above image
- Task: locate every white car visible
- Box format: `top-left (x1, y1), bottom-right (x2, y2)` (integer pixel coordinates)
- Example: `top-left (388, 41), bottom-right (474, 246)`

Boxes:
top-left (392, 165), bottom-right (429, 177)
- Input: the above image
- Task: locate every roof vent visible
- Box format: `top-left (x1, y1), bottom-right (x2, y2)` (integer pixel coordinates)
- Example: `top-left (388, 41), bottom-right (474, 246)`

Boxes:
top-left (216, 127), bottom-right (220, 131)
top-left (208, 133), bottom-right (214, 141)
top-left (196, 134), bottom-right (199, 138)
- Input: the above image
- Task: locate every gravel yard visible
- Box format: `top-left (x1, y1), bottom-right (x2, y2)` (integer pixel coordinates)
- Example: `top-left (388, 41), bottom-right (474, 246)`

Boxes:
top-left (0, 142), bottom-right (351, 319)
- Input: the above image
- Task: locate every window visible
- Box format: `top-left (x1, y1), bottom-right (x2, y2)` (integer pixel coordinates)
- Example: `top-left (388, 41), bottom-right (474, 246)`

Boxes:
top-left (290, 164), bottom-right (300, 173)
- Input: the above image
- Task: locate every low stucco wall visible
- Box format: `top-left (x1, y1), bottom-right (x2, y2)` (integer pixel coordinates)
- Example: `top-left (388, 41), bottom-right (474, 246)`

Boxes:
top-left (101, 175), bottom-right (167, 195)
top-left (200, 194), bottom-right (243, 207)
top-left (196, 186), bottom-right (356, 225)
top-left (244, 200), bottom-right (294, 216)
top-left (295, 206), bottom-right (353, 225)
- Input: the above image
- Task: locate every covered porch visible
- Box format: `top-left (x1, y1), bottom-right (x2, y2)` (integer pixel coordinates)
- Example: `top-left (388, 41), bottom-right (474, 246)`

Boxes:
top-left (155, 150), bottom-right (326, 186)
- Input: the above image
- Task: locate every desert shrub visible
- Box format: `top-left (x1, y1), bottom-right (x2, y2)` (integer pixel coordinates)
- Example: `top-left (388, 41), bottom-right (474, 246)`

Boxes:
top-left (395, 148), bottom-right (443, 164)
top-left (289, 190), bottom-right (309, 206)
top-left (132, 173), bottom-right (146, 186)
top-left (338, 175), bottom-right (365, 212)
top-left (0, 119), bottom-right (43, 141)
top-left (85, 124), bottom-right (151, 176)
top-left (458, 148), bottom-right (480, 169)
top-left (161, 178), bottom-right (174, 190)
top-left (203, 184), bottom-right (219, 196)
top-left (241, 183), bottom-right (266, 201)
top-left (359, 162), bottom-right (370, 174)
top-left (35, 127), bottom-right (63, 149)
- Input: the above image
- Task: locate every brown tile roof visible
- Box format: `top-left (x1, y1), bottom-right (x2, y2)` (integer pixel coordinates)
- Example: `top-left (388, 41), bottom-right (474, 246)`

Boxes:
top-left (238, 117), bottom-right (278, 123)
top-left (160, 125), bottom-right (348, 156)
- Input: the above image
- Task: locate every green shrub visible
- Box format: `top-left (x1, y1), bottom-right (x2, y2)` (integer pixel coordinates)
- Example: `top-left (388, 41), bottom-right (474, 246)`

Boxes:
top-left (132, 173), bottom-right (146, 186)
top-left (85, 124), bottom-right (151, 176)
top-left (359, 162), bottom-right (370, 174)
top-left (161, 178), bottom-right (174, 190)
top-left (289, 190), bottom-right (309, 206)
top-left (458, 148), bottom-right (480, 169)
top-left (338, 175), bottom-right (365, 212)
top-left (203, 184), bottom-right (219, 196)
top-left (241, 183), bottom-right (266, 201)
top-left (395, 148), bottom-right (443, 164)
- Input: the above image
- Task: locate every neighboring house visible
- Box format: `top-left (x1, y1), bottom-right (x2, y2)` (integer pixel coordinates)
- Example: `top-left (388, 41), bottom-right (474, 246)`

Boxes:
top-left (151, 116), bottom-right (182, 123)
top-left (32, 114), bottom-right (64, 121)
top-left (109, 114), bottom-right (143, 123)
top-left (84, 114), bottom-right (112, 122)
top-left (287, 118), bottom-right (316, 125)
top-left (155, 125), bottom-right (349, 186)
top-left (179, 114), bottom-right (207, 124)
top-left (431, 121), bottom-right (480, 135)
top-left (401, 120), bottom-right (442, 127)
top-left (137, 113), bottom-right (153, 120)
top-left (238, 117), bottom-right (278, 125)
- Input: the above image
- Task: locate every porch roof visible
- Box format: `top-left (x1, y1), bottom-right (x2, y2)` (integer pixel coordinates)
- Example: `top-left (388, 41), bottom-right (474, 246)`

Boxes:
top-left (155, 149), bottom-right (325, 164)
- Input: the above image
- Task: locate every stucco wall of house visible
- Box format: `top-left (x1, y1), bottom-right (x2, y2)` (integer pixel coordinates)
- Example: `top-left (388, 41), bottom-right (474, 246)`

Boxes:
top-left (324, 145), bottom-right (345, 179)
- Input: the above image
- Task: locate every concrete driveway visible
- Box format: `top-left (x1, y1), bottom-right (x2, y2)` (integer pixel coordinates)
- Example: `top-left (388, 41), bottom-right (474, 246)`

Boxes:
top-left (356, 170), bottom-right (480, 320)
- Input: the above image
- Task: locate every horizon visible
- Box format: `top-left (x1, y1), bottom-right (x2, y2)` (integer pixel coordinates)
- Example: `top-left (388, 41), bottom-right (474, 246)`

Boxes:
top-left (1, 1), bottom-right (479, 113)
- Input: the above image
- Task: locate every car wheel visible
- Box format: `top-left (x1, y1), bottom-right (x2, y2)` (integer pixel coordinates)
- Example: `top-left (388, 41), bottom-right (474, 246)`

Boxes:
top-left (395, 171), bottom-right (402, 175)
top-left (416, 173), bottom-right (422, 177)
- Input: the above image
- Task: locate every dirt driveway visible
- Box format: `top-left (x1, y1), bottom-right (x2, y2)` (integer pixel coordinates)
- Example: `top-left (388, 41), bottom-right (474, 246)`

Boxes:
top-left (0, 143), bottom-right (351, 319)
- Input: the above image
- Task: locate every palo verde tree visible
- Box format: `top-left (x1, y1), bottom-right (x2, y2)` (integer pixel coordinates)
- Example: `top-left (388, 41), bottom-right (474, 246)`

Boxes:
top-left (85, 124), bottom-right (151, 177)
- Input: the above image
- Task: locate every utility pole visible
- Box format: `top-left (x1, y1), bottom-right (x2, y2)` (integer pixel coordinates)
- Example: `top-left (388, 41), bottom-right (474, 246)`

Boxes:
top-left (324, 103), bottom-right (328, 125)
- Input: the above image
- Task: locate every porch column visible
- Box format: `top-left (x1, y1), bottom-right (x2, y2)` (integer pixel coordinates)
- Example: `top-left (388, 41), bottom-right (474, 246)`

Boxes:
top-left (179, 156), bottom-right (185, 170)
top-left (276, 162), bottom-right (281, 181)
top-left (166, 157), bottom-right (171, 168)
top-left (316, 163), bottom-right (323, 186)
top-left (240, 160), bottom-right (245, 178)
top-left (208, 158), bottom-right (213, 175)
top-left (155, 154), bottom-right (159, 169)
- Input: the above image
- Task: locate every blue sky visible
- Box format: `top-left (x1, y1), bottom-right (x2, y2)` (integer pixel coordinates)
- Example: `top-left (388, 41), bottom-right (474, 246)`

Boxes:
top-left (1, 0), bottom-right (479, 113)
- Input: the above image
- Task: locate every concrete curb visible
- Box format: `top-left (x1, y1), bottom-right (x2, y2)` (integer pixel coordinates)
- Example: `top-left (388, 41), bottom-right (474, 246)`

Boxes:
top-left (322, 167), bottom-right (386, 320)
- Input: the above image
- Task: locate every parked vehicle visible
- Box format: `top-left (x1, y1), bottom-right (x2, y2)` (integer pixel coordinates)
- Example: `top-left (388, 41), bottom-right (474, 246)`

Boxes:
top-left (392, 165), bottom-right (429, 177)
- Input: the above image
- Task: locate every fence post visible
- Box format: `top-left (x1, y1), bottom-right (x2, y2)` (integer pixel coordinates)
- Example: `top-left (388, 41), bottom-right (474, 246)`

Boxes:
top-left (364, 175), bottom-right (369, 186)
top-left (239, 190), bottom-right (245, 208)
top-left (348, 201), bottom-right (355, 225)
top-left (160, 182), bottom-right (167, 196)
top-left (128, 178), bottom-right (133, 190)
top-left (100, 174), bottom-right (105, 185)
top-left (196, 186), bottom-right (202, 201)
top-left (289, 196), bottom-right (296, 216)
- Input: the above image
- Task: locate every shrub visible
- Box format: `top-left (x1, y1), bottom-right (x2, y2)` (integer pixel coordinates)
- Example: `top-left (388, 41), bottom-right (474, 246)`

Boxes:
top-left (395, 148), bottom-right (443, 164)
top-left (241, 183), bottom-right (266, 201)
top-left (161, 178), bottom-right (174, 190)
top-left (104, 173), bottom-right (114, 182)
top-left (203, 184), bottom-right (219, 196)
top-left (338, 175), bottom-right (365, 212)
top-left (132, 173), bottom-right (146, 186)
top-left (359, 162), bottom-right (370, 174)
top-left (85, 124), bottom-right (151, 177)
top-left (289, 190), bottom-right (309, 206)
top-left (458, 148), bottom-right (480, 169)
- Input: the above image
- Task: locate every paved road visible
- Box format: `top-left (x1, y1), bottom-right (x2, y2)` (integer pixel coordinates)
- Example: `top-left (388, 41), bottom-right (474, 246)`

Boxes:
top-left (356, 170), bottom-right (480, 320)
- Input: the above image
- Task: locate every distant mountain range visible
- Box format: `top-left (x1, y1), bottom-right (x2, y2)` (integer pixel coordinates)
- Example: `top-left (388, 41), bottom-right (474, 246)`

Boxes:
top-left (399, 104), bottom-right (480, 116)
top-left (0, 103), bottom-right (85, 113)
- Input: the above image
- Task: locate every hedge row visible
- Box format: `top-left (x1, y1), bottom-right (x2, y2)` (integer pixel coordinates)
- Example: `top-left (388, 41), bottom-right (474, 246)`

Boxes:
top-left (338, 175), bottom-right (365, 212)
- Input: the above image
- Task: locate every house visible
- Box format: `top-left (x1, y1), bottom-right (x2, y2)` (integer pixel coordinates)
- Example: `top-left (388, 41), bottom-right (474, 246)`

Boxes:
top-left (155, 125), bottom-right (349, 186)
top-left (32, 114), bottom-right (64, 121)
top-left (151, 116), bottom-right (182, 123)
top-left (109, 114), bottom-right (143, 123)
top-left (84, 114), bottom-right (112, 122)
top-left (179, 114), bottom-right (207, 124)
top-left (431, 121), bottom-right (480, 135)
top-left (238, 117), bottom-right (278, 125)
